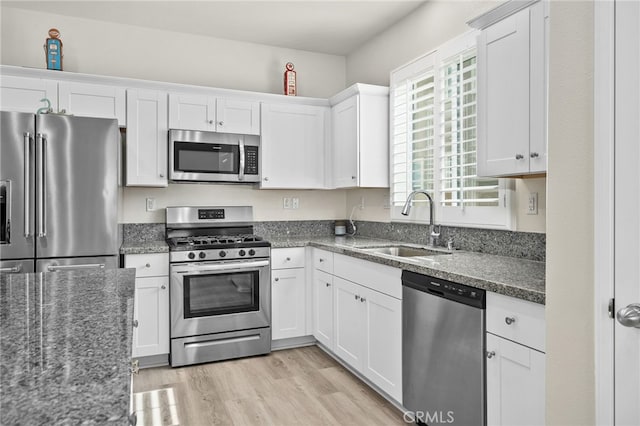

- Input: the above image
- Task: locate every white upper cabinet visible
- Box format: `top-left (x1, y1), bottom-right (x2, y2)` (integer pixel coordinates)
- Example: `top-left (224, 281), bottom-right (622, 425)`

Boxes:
top-left (260, 102), bottom-right (329, 189)
top-left (329, 84), bottom-right (389, 188)
top-left (472, 0), bottom-right (549, 177)
top-left (58, 81), bottom-right (126, 126)
top-left (169, 93), bottom-right (260, 134)
top-left (126, 89), bottom-right (168, 187)
top-left (0, 75), bottom-right (58, 113)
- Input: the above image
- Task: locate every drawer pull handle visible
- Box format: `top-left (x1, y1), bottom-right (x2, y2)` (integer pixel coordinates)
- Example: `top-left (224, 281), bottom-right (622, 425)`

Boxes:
top-left (274, 278), bottom-right (279, 282)
top-left (145, 263), bottom-right (151, 268)
top-left (355, 295), bottom-right (360, 301)
top-left (505, 317), bottom-right (516, 325)
top-left (326, 283), bottom-right (331, 287)
top-left (487, 351), bottom-right (496, 359)
top-left (286, 257), bottom-right (291, 261)
top-left (161, 285), bottom-right (166, 290)
top-left (319, 259), bottom-right (324, 263)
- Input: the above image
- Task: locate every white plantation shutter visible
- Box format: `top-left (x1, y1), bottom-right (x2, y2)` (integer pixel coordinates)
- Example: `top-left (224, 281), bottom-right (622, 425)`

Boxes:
top-left (439, 50), bottom-right (500, 207)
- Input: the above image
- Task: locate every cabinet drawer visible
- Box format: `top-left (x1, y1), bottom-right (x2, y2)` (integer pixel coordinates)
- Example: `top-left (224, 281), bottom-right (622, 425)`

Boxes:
top-left (313, 249), bottom-right (334, 273)
top-left (486, 292), bottom-right (545, 352)
top-left (125, 253), bottom-right (169, 278)
top-left (271, 248), bottom-right (305, 269)
top-left (333, 253), bottom-right (401, 299)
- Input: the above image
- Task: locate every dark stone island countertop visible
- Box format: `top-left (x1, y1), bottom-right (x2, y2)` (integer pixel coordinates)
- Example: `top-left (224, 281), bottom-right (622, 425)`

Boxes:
top-left (270, 236), bottom-right (546, 305)
top-left (0, 268), bottom-right (136, 425)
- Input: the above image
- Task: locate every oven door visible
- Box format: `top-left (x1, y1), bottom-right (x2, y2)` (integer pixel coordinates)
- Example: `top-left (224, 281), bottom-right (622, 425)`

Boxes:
top-left (170, 259), bottom-right (270, 338)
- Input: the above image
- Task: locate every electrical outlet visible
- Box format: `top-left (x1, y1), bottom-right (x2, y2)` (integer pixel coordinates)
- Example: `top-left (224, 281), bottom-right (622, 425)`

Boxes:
top-left (283, 197), bottom-right (291, 209)
top-left (146, 197), bottom-right (156, 212)
top-left (292, 197), bottom-right (300, 209)
top-left (527, 192), bottom-right (538, 215)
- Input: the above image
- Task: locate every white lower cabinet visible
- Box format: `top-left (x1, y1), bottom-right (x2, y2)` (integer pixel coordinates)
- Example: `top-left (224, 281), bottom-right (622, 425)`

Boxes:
top-left (132, 276), bottom-right (170, 358)
top-left (313, 269), bottom-right (334, 350)
top-left (271, 248), bottom-right (307, 341)
top-left (334, 277), bottom-right (365, 368)
top-left (486, 333), bottom-right (545, 426)
top-left (271, 267), bottom-right (306, 340)
top-left (124, 253), bottom-right (170, 359)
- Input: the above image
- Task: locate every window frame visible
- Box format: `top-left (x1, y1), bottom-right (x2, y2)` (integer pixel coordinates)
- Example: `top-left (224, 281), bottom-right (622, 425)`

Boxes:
top-left (389, 30), bottom-right (515, 230)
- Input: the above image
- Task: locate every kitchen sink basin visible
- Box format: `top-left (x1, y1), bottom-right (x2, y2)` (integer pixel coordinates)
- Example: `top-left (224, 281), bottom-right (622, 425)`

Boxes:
top-left (362, 246), bottom-right (451, 258)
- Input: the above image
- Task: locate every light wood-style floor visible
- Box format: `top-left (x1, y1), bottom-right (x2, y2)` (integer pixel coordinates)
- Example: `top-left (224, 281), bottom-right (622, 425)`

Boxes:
top-left (133, 345), bottom-right (405, 426)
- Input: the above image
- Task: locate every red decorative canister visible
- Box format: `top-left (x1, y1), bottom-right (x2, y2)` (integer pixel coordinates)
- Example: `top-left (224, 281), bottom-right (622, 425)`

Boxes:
top-left (284, 62), bottom-right (296, 96)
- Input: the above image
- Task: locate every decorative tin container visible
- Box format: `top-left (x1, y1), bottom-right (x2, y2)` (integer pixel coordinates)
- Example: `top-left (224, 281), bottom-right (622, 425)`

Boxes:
top-left (284, 62), bottom-right (296, 96)
top-left (44, 28), bottom-right (63, 71)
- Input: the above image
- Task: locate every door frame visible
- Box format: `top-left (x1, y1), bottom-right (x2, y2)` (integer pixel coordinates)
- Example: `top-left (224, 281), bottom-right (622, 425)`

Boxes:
top-left (594, 0), bottom-right (614, 424)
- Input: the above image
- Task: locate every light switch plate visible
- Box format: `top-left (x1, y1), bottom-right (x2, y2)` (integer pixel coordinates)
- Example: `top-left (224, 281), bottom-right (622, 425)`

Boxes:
top-left (527, 192), bottom-right (538, 215)
top-left (146, 198), bottom-right (156, 212)
top-left (292, 198), bottom-right (299, 209)
top-left (283, 197), bottom-right (291, 209)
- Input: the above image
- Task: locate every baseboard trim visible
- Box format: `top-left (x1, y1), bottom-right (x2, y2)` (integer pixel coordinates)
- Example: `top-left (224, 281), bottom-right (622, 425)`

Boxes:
top-left (271, 335), bottom-right (316, 351)
top-left (136, 353), bottom-right (169, 369)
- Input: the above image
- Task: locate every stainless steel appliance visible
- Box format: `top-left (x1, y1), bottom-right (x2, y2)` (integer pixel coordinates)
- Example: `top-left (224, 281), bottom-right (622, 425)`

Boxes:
top-left (0, 111), bottom-right (119, 274)
top-left (169, 129), bottom-right (260, 183)
top-left (167, 206), bottom-right (271, 367)
top-left (402, 270), bottom-right (486, 426)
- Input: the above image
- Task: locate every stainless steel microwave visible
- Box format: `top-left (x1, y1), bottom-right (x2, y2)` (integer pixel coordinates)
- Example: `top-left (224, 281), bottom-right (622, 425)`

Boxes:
top-left (169, 129), bottom-right (260, 183)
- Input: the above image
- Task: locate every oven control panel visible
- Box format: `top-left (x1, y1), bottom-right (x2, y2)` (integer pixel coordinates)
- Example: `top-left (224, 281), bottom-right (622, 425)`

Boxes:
top-left (198, 209), bottom-right (225, 220)
top-left (170, 246), bottom-right (270, 263)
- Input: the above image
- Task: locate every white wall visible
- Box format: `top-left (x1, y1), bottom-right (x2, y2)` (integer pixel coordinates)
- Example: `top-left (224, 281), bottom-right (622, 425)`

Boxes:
top-left (545, 1), bottom-right (595, 424)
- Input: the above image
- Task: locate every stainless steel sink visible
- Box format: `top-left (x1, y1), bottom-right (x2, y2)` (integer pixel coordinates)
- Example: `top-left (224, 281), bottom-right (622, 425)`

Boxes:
top-left (362, 246), bottom-right (451, 258)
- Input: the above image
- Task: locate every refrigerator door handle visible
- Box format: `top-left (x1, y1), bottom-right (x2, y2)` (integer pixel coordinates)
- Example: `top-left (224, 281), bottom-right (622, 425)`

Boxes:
top-left (47, 263), bottom-right (106, 272)
top-left (23, 132), bottom-right (31, 238)
top-left (36, 133), bottom-right (47, 238)
top-left (0, 265), bottom-right (22, 274)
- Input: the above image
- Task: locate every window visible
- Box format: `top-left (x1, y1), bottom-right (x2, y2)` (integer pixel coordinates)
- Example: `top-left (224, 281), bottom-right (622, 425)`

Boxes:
top-left (390, 31), bottom-right (513, 229)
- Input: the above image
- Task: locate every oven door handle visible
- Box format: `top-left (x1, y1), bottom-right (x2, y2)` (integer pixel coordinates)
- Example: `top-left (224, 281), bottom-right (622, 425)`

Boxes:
top-left (173, 259), bottom-right (269, 274)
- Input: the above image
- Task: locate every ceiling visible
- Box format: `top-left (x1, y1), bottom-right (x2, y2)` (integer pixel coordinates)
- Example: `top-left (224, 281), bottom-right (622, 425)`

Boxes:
top-left (3, 1), bottom-right (427, 55)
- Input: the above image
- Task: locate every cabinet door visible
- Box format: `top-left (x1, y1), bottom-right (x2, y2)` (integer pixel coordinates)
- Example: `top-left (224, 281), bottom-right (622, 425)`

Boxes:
top-left (271, 268), bottom-right (306, 340)
top-left (486, 333), bottom-right (545, 426)
top-left (332, 95), bottom-right (359, 188)
top-left (528, 0), bottom-right (549, 174)
top-left (216, 98), bottom-right (260, 135)
top-left (260, 103), bottom-right (328, 188)
top-left (58, 82), bottom-right (126, 126)
top-left (126, 89), bottom-right (168, 187)
top-left (333, 277), bottom-right (364, 370)
top-left (362, 287), bottom-right (402, 403)
top-left (477, 7), bottom-right (531, 176)
top-left (132, 276), bottom-right (170, 358)
top-left (168, 93), bottom-right (215, 131)
top-left (0, 76), bottom-right (58, 113)
top-left (313, 269), bottom-right (334, 350)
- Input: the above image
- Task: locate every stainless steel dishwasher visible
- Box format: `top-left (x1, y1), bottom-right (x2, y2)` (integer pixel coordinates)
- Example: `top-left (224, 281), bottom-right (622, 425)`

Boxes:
top-left (402, 270), bottom-right (486, 426)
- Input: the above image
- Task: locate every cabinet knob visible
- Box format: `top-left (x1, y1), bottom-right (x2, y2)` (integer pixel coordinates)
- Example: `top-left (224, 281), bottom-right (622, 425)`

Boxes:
top-left (286, 257), bottom-right (291, 261)
top-left (360, 297), bottom-right (366, 303)
top-left (355, 295), bottom-right (360, 301)
top-left (319, 258), bottom-right (324, 263)
top-left (264, 177), bottom-right (269, 182)
top-left (351, 176), bottom-right (356, 180)
top-left (208, 120), bottom-right (214, 124)
top-left (145, 263), bottom-right (151, 268)
top-left (133, 320), bottom-right (139, 328)
top-left (530, 152), bottom-right (539, 158)
top-left (161, 285), bottom-right (166, 290)
top-left (326, 282), bottom-right (331, 287)
top-left (505, 316), bottom-right (516, 325)
top-left (486, 351), bottom-right (496, 359)
top-left (218, 121), bottom-right (224, 126)
top-left (159, 173), bottom-right (164, 178)
top-left (515, 154), bottom-right (524, 160)
top-left (274, 277), bottom-right (279, 282)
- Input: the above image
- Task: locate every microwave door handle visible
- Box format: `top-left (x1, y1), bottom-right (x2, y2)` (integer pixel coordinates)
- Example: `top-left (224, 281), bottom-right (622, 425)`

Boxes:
top-left (238, 138), bottom-right (245, 181)
top-left (23, 132), bottom-right (31, 238)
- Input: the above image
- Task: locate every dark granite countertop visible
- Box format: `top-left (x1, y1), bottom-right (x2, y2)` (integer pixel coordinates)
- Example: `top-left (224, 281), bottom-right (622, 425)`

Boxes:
top-left (0, 268), bottom-right (136, 425)
top-left (270, 236), bottom-right (545, 304)
top-left (120, 240), bottom-right (169, 255)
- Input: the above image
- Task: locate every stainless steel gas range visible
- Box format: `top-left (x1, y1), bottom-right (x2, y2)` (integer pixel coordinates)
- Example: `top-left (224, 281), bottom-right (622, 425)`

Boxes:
top-left (166, 206), bottom-right (271, 367)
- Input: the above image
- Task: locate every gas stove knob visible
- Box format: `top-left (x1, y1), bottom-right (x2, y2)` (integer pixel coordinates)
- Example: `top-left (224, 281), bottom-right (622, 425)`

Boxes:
top-left (188, 252), bottom-right (196, 260)
top-left (239, 250), bottom-right (246, 257)
top-left (199, 252), bottom-right (206, 259)
top-left (219, 250), bottom-right (227, 258)
top-left (248, 249), bottom-right (256, 256)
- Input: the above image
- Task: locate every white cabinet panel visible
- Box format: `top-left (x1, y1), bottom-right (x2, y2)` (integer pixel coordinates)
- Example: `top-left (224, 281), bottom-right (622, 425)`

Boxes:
top-left (271, 247), bottom-right (305, 269)
top-left (486, 333), bottom-right (545, 426)
top-left (333, 253), bottom-right (401, 299)
top-left (132, 276), bottom-right (170, 358)
top-left (126, 89), bottom-right (168, 187)
top-left (124, 253), bottom-right (169, 277)
top-left (313, 249), bottom-right (334, 274)
top-left (0, 76), bottom-right (58, 113)
top-left (486, 292), bottom-right (545, 352)
top-left (272, 268), bottom-right (306, 340)
top-left (260, 102), bottom-right (328, 188)
top-left (313, 269), bottom-right (334, 350)
top-left (58, 82), bottom-right (126, 125)
top-left (216, 98), bottom-right (260, 135)
top-left (332, 95), bottom-right (359, 188)
top-left (168, 93), bottom-right (215, 131)
top-left (334, 277), bottom-right (365, 370)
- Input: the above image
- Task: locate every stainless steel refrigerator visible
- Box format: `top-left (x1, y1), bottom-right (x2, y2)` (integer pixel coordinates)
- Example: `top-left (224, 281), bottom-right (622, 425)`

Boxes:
top-left (0, 111), bottom-right (119, 274)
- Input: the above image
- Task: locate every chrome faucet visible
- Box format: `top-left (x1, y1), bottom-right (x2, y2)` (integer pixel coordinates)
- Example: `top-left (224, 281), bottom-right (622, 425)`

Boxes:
top-left (401, 190), bottom-right (441, 247)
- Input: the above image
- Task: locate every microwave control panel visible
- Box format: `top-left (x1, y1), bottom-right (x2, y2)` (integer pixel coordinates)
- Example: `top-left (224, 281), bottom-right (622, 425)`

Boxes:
top-left (245, 146), bottom-right (259, 175)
